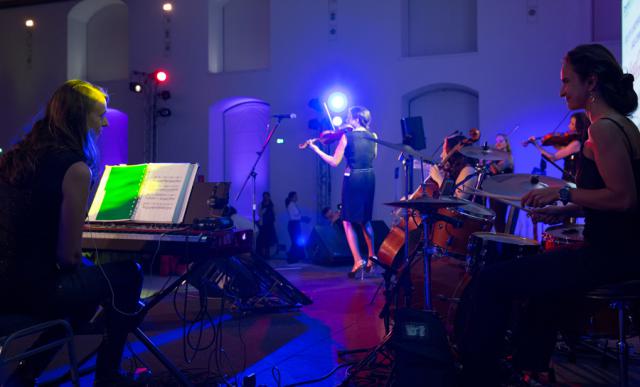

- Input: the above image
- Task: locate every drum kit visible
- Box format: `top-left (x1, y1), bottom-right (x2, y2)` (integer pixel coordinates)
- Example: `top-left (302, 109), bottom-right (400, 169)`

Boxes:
top-left (342, 137), bottom-right (589, 385)
top-left (376, 140), bottom-right (579, 336)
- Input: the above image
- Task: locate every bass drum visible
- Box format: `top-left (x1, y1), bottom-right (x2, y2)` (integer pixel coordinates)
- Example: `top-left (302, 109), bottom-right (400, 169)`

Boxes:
top-left (402, 254), bottom-right (470, 335)
top-left (431, 201), bottom-right (495, 258)
top-left (407, 233), bottom-right (540, 336)
top-left (451, 233), bottom-right (540, 340)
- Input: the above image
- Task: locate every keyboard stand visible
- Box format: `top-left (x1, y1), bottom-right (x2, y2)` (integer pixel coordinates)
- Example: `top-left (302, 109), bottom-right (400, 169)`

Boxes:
top-left (43, 258), bottom-right (219, 387)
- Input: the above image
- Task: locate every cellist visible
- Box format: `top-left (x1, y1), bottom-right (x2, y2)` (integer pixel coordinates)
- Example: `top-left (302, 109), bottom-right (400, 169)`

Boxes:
top-left (428, 134), bottom-right (477, 199)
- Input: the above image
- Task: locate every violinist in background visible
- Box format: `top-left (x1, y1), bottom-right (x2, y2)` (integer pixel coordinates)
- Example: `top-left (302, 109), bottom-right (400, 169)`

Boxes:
top-left (488, 133), bottom-right (515, 232)
top-left (525, 112), bottom-right (590, 181)
top-left (304, 106), bottom-right (378, 278)
top-left (429, 134), bottom-right (476, 199)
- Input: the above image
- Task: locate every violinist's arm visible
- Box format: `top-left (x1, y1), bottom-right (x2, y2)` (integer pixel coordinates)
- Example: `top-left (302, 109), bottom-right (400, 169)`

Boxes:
top-left (309, 134), bottom-right (346, 167)
top-left (532, 142), bottom-right (556, 161)
top-left (552, 140), bottom-right (581, 160)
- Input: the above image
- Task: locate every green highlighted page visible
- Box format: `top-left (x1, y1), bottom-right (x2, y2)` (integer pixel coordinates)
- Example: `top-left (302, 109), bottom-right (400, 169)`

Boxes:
top-left (87, 163), bottom-right (199, 224)
top-left (95, 164), bottom-right (147, 220)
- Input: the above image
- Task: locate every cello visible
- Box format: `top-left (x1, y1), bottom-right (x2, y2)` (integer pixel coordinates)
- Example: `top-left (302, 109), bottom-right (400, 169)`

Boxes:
top-left (376, 128), bottom-right (481, 269)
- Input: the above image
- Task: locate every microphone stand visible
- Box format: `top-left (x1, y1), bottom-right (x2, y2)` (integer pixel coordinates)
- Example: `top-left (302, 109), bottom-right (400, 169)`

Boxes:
top-left (236, 118), bottom-right (284, 230)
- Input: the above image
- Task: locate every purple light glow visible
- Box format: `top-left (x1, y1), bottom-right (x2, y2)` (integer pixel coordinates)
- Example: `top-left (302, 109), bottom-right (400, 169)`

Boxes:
top-left (96, 108), bottom-right (128, 174)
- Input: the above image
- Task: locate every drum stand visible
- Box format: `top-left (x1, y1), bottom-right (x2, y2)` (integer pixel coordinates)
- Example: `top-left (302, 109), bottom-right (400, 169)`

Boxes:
top-left (340, 206), bottom-right (460, 386)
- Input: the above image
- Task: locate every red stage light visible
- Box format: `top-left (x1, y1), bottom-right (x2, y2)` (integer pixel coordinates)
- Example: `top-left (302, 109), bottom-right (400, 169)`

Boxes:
top-left (155, 71), bottom-right (168, 83)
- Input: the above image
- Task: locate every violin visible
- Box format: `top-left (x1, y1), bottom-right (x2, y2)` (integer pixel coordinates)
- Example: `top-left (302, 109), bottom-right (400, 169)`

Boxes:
top-left (522, 131), bottom-right (580, 147)
top-left (299, 125), bottom-right (353, 149)
top-left (439, 127), bottom-right (481, 169)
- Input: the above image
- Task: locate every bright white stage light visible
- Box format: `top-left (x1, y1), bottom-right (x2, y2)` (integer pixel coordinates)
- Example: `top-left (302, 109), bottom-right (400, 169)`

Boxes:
top-left (327, 92), bottom-right (348, 113)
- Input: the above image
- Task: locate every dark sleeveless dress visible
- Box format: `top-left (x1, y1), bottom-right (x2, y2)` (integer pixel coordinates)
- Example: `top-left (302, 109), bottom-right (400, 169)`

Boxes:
top-left (341, 130), bottom-right (376, 223)
top-left (577, 117), bottom-right (640, 250)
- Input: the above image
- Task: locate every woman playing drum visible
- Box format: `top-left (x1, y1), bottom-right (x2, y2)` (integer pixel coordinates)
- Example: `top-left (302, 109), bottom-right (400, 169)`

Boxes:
top-left (458, 44), bottom-right (640, 385)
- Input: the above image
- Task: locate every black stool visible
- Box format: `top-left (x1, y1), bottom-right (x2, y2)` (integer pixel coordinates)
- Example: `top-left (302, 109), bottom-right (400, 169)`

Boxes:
top-left (585, 280), bottom-right (640, 387)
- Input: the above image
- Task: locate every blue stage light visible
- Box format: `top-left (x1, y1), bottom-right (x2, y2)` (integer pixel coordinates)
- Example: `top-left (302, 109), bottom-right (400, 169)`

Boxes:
top-left (331, 116), bottom-right (343, 127)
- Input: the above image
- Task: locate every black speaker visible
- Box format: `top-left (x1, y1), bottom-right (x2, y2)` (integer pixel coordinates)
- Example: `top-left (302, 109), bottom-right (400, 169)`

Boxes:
top-left (306, 225), bottom-right (352, 265)
top-left (306, 221), bottom-right (390, 266)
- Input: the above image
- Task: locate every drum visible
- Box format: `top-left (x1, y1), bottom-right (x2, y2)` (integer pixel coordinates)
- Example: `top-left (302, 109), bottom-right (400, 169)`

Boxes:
top-left (466, 232), bottom-right (540, 274)
top-left (542, 224), bottom-right (620, 337)
top-left (431, 201), bottom-right (495, 258)
top-left (542, 224), bottom-right (585, 251)
top-left (402, 254), bottom-right (470, 335)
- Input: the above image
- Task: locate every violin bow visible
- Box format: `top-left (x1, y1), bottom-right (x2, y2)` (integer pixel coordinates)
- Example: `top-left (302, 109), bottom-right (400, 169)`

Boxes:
top-left (322, 102), bottom-right (337, 131)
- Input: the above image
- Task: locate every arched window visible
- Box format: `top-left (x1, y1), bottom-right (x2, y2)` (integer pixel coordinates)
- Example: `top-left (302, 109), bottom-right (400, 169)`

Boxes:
top-left (403, 84), bottom-right (479, 157)
top-left (209, 98), bottom-right (271, 218)
top-left (68, 0), bottom-right (128, 81)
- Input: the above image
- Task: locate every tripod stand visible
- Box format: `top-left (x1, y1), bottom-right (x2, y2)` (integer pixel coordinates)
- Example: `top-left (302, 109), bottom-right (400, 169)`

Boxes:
top-left (340, 197), bottom-right (464, 386)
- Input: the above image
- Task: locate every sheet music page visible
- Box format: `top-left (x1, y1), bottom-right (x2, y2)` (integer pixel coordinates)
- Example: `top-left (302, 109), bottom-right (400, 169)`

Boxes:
top-left (132, 163), bottom-right (197, 223)
top-left (87, 165), bottom-right (148, 221)
top-left (87, 166), bottom-right (112, 221)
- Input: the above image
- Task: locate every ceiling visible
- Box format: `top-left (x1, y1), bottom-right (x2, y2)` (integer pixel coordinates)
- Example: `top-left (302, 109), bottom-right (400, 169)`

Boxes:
top-left (0, 0), bottom-right (74, 9)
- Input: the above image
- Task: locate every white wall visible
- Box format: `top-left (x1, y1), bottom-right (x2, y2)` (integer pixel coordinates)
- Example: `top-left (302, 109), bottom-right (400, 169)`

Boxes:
top-left (0, 0), bottom-right (622, 243)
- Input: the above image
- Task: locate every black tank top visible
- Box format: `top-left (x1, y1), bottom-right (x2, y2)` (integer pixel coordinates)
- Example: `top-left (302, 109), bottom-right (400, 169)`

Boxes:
top-left (344, 130), bottom-right (375, 170)
top-left (2, 148), bottom-right (84, 305)
top-left (576, 118), bottom-right (640, 247)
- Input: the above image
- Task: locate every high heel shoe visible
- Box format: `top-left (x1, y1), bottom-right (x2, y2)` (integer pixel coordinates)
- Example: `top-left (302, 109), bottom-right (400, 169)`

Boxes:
top-left (365, 256), bottom-right (377, 273)
top-left (347, 261), bottom-right (365, 279)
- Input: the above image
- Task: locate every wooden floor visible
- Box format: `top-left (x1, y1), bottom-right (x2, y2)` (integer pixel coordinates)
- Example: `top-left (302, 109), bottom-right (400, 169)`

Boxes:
top-left (34, 256), bottom-right (640, 386)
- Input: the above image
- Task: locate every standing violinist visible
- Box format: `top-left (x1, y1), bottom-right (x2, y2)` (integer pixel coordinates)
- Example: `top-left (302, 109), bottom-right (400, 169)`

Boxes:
top-left (304, 106), bottom-right (378, 278)
top-left (526, 112), bottom-right (590, 181)
top-left (428, 134), bottom-right (476, 199)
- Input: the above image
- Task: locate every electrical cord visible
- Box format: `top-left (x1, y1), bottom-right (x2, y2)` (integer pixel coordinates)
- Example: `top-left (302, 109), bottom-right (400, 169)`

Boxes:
top-left (278, 362), bottom-right (355, 387)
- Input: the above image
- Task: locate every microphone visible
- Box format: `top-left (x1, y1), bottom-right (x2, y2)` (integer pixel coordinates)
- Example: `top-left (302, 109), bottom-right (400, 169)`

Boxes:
top-left (273, 113), bottom-right (297, 119)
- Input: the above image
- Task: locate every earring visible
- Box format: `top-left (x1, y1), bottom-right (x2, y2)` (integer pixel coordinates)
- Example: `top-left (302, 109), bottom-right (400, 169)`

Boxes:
top-left (589, 92), bottom-right (596, 104)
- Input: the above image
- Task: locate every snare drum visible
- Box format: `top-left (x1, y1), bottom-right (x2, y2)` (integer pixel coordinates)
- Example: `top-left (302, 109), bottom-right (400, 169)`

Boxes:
top-left (542, 224), bottom-right (585, 251)
top-left (466, 232), bottom-right (540, 274)
top-left (431, 201), bottom-right (495, 258)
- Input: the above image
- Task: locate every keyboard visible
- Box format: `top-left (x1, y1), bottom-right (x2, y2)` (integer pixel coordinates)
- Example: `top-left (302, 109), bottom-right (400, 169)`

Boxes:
top-left (82, 224), bottom-right (252, 258)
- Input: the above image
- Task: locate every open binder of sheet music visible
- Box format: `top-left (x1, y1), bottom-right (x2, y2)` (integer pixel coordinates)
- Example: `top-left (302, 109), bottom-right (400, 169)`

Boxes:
top-left (87, 163), bottom-right (199, 224)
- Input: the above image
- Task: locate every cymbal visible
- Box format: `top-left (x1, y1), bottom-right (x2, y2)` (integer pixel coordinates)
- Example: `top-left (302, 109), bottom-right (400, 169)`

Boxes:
top-left (366, 137), bottom-right (434, 162)
top-left (481, 173), bottom-right (572, 198)
top-left (385, 196), bottom-right (467, 211)
top-left (459, 145), bottom-right (509, 161)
